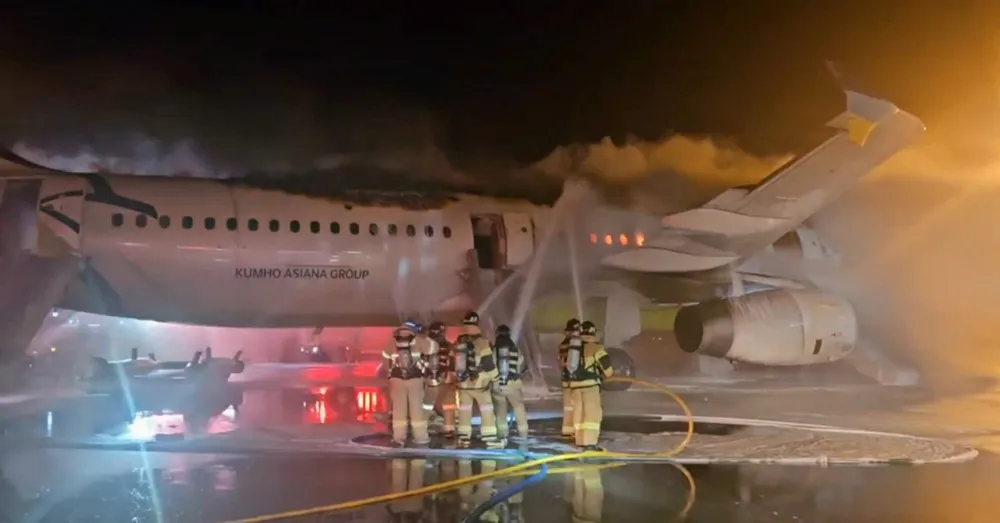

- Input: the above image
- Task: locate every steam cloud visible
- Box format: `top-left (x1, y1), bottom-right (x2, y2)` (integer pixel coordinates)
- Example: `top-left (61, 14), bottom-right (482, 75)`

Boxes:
top-left (812, 140), bottom-right (1000, 395)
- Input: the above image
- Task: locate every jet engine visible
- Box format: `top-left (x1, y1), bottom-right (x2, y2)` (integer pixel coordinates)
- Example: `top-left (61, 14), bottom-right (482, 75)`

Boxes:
top-left (673, 289), bottom-right (857, 365)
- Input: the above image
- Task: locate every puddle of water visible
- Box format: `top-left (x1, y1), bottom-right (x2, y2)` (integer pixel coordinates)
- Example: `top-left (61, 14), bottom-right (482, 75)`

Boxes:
top-left (17, 451), bottom-right (1000, 523)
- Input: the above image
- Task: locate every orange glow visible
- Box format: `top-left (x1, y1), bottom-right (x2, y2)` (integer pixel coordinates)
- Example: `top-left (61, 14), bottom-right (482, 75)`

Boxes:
top-left (619, 234), bottom-right (628, 246)
top-left (636, 233), bottom-right (645, 246)
top-left (604, 234), bottom-right (612, 245)
top-left (590, 233), bottom-right (597, 244)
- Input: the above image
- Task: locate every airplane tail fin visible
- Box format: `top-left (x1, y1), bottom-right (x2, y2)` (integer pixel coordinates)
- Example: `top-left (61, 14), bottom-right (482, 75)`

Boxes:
top-left (661, 62), bottom-right (926, 237)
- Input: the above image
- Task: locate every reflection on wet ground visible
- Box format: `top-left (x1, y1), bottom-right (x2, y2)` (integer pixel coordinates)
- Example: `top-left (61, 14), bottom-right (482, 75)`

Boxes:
top-left (1, 449), bottom-right (999, 522)
top-left (0, 384), bottom-right (999, 521)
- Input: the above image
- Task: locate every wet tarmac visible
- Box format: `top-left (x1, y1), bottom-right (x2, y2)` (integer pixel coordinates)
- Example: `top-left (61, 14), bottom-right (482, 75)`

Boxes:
top-left (0, 382), bottom-right (997, 522)
top-left (2, 448), bottom-right (1000, 522)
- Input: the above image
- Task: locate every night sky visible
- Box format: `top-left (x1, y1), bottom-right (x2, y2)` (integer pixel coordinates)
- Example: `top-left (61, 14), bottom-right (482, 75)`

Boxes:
top-left (0, 2), bottom-right (992, 177)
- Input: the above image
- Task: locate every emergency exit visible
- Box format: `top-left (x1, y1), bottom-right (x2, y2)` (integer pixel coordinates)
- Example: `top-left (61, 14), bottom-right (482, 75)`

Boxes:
top-left (470, 213), bottom-right (535, 270)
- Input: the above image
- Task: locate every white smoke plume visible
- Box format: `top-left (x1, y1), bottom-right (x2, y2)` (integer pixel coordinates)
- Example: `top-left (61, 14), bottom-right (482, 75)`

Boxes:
top-left (13, 136), bottom-right (222, 177)
top-left (533, 135), bottom-right (791, 187)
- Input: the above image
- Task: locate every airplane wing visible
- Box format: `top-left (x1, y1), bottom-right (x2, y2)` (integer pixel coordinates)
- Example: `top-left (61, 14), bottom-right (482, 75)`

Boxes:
top-left (601, 62), bottom-right (926, 273)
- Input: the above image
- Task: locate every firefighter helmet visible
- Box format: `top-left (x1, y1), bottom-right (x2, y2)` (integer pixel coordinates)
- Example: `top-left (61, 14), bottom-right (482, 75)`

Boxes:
top-left (462, 311), bottom-right (480, 325)
top-left (580, 321), bottom-right (597, 336)
top-left (496, 324), bottom-right (511, 337)
top-left (394, 326), bottom-right (416, 340)
top-left (565, 318), bottom-right (581, 332)
top-left (403, 319), bottom-right (422, 333)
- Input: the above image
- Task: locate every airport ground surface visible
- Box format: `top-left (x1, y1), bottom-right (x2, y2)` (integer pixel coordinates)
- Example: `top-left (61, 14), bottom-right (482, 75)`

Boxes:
top-left (2, 367), bottom-right (1000, 522)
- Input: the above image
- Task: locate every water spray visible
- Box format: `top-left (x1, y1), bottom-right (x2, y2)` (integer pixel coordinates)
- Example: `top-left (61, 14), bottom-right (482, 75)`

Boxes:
top-left (510, 180), bottom-right (590, 341)
top-left (565, 218), bottom-right (585, 320)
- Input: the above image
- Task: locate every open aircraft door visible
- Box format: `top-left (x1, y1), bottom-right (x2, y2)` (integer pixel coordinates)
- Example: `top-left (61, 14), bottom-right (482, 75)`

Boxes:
top-left (501, 213), bottom-right (534, 267)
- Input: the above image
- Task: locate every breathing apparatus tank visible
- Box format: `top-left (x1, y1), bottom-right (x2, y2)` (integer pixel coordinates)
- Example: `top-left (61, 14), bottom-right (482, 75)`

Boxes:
top-left (394, 328), bottom-right (417, 377)
top-left (565, 335), bottom-right (583, 378)
top-left (425, 338), bottom-right (442, 387)
top-left (497, 344), bottom-right (510, 385)
top-left (453, 334), bottom-right (475, 382)
top-left (495, 324), bottom-right (513, 386)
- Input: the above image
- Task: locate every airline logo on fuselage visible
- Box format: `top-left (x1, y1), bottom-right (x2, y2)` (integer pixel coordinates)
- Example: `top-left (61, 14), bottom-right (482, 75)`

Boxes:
top-left (235, 266), bottom-right (371, 280)
top-left (38, 172), bottom-right (159, 234)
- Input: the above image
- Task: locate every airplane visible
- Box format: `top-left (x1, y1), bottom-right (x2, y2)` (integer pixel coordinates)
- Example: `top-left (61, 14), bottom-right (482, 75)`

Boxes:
top-left (0, 64), bottom-right (925, 391)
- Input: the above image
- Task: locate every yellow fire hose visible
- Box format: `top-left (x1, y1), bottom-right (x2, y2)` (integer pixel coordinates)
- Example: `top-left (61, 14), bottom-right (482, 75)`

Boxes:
top-left (224, 376), bottom-right (696, 522)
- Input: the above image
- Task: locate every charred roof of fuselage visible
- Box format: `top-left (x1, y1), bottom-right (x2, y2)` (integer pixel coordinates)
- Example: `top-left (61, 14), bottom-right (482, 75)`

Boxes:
top-left (216, 162), bottom-right (566, 210)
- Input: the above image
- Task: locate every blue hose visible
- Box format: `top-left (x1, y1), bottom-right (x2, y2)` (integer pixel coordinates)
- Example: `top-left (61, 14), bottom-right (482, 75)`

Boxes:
top-left (462, 464), bottom-right (549, 523)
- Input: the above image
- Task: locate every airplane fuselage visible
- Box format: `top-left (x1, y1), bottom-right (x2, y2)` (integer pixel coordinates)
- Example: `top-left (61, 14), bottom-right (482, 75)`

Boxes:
top-left (32, 174), bottom-right (663, 327)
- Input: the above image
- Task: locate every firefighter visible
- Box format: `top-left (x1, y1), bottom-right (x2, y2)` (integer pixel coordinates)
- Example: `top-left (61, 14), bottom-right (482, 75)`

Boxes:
top-left (408, 321), bottom-right (438, 420)
top-left (491, 323), bottom-right (529, 439)
top-left (387, 458), bottom-right (427, 522)
top-left (383, 324), bottom-right (431, 447)
top-left (566, 320), bottom-right (613, 450)
top-left (559, 318), bottom-right (582, 439)
top-left (454, 311), bottom-right (503, 448)
top-left (426, 321), bottom-right (458, 437)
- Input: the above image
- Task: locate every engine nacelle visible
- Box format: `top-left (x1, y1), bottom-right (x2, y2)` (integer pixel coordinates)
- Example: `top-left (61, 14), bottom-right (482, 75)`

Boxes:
top-left (673, 289), bottom-right (857, 365)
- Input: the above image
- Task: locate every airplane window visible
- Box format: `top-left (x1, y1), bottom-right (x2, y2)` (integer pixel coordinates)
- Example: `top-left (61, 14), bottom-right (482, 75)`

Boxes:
top-left (136, 214), bottom-right (147, 228)
top-left (269, 219), bottom-right (280, 232)
top-left (159, 216), bottom-right (171, 229)
top-left (406, 225), bottom-right (415, 237)
top-left (443, 226), bottom-right (452, 239)
top-left (111, 213), bottom-right (123, 227)
top-left (290, 220), bottom-right (301, 233)
top-left (424, 225), bottom-right (434, 237)
top-left (248, 219), bottom-right (259, 232)
top-left (205, 217), bottom-right (216, 230)
top-left (388, 224), bottom-right (398, 236)
top-left (349, 222), bottom-right (359, 235)
top-left (310, 221), bottom-right (320, 234)
top-left (330, 222), bottom-right (340, 234)
top-left (369, 223), bottom-right (378, 235)
top-left (226, 218), bottom-right (238, 231)
top-left (182, 216), bottom-right (193, 229)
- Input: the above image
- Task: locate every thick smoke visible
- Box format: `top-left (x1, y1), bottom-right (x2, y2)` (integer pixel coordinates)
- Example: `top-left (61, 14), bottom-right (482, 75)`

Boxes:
top-left (13, 138), bottom-right (219, 177)
top-left (0, 56), bottom-right (456, 179)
